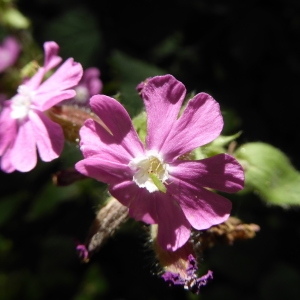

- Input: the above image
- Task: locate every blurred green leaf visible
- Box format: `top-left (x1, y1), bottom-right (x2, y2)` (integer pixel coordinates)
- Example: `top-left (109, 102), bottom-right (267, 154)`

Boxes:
top-left (235, 142), bottom-right (300, 206)
top-left (260, 263), bottom-right (300, 300)
top-left (0, 193), bottom-right (26, 226)
top-left (43, 7), bottom-right (102, 66)
top-left (1, 7), bottom-right (30, 29)
top-left (110, 50), bottom-right (165, 116)
top-left (73, 265), bottom-right (108, 300)
top-left (26, 182), bottom-right (81, 221)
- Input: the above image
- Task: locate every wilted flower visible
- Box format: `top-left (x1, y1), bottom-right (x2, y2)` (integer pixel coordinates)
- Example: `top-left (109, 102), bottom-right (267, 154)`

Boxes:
top-left (162, 254), bottom-right (213, 294)
top-left (0, 36), bottom-right (21, 73)
top-left (0, 41), bottom-right (83, 172)
top-left (75, 75), bottom-right (244, 251)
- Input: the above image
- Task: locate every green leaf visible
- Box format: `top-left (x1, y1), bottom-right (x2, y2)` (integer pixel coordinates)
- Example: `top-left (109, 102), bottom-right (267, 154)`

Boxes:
top-left (235, 142), bottom-right (300, 206)
top-left (0, 193), bottom-right (26, 227)
top-left (1, 7), bottom-right (30, 29)
top-left (110, 51), bottom-right (165, 116)
top-left (26, 183), bottom-right (81, 221)
top-left (42, 7), bottom-right (102, 67)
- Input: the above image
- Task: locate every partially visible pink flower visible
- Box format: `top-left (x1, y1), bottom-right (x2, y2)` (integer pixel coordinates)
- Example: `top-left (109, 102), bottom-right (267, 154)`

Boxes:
top-left (75, 75), bottom-right (244, 251)
top-left (65, 67), bottom-right (102, 107)
top-left (0, 41), bottom-right (83, 173)
top-left (0, 36), bottom-right (21, 73)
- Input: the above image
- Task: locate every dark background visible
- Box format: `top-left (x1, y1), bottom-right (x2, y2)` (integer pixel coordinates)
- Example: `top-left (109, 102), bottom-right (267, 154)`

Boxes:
top-left (1, 0), bottom-right (300, 299)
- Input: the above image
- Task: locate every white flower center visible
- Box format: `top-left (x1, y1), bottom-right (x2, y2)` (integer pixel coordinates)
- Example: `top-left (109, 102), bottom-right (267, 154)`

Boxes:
top-left (10, 85), bottom-right (34, 119)
top-left (129, 150), bottom-right (169, 193)
top-left (74, 86), bottom-right (89, 104)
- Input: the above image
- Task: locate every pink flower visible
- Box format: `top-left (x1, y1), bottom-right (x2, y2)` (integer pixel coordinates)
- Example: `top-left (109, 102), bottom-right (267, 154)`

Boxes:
top-left (65, 67), bottom-right (102, 107)
top-left (0, 41), bottom-right (83, 173)
top-left (75, 75), bottom-right (244, 251)
top-left (0, 36), bottom-right (21, 73)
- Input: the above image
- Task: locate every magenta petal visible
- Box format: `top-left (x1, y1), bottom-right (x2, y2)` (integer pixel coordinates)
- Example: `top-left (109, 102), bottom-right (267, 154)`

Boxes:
top-left (29, 111), bottom-right (64, 162)
top-left (87, 95), bottom-right (145, 159)
top-left (109, 181), bottom-right (157, 224)
top-left (75, 156), bottom-right (132, 185)
top-left (142, 75), bottom-right (186, 151)
top-left (10, 119), bottom-right (37, 172)
top-left (169, 181), bottom-right (232, 230)
top-left (79, 118), bottom-right (140, 164)
top-left (111, 179), bottom-right (191, 250)
top-left (155, 194), bottom-right (191, 251)
top-left (170, 154), bottom-right (244, 193)
top-left (43, 41), bottom-right (62, 72)
top-left (162, 93), bottom-right (223, 160)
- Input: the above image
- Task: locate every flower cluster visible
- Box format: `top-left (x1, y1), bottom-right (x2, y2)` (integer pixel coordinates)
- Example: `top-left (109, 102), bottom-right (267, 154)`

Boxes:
top-left (0, 41), bottom-right (83, 172)
top-left (75, 74), bottom-right (244, 251)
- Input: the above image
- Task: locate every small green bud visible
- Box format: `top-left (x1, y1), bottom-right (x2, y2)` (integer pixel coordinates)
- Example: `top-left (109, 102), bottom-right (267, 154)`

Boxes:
top-left (235, 142), bottom-right (300, 206)
top-left (2, 7), bottom-right (30, 29)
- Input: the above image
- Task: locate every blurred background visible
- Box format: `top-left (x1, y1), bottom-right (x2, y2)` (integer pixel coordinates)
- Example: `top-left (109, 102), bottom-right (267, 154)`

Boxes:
top-left (1, 0), bottom-right (300, 299)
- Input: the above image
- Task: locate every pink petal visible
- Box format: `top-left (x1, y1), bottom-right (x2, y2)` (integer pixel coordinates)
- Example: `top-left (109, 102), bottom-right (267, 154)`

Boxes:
top-left (169, 154), bottom-right (244, 193)
top-left (10, 119), bottom-right (37, 172)
top-left (0, 147), bottom-right (16, 173)
top-left (0, 105), bottom-right (17, 155)
top-left (43, 41), bottom-right (62, 72)
top-left (142, 75), bottom-right (186, 151)
top-left (29, 110), bottom-right (64, 162)
top-left (0, 36), bottom-right (20, 72)
top-left (82, 67), bottom-right (102, 95)
top-left (155, 194), bottom-right (191, 251)
top-left (75, 156), bottom-right (133, 185)
top-left (111, 181), bottom-right (191, 251)
top-left (110, 181), bottom-right (158, 224)
top-left (24, 68), bottom-right (46, 91)
top-left (32, 90), bottom-right (76, 111)
top-left (168, 181), bottom-right (232, 230)
top-left (85, 95), bottom-right (145, 160)
top-left (162, 93), bottom-right (223, 161)
top-left (36, 58), bottom-right (83, 110)
top-left (79, 119), bottom-right (140, 164)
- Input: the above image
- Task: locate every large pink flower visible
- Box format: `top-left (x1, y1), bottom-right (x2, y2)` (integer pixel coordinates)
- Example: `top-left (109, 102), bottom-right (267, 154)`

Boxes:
top-left (0, 36), bottom-right (21, 73)
top-left (0, 41), bottom-right (83, 172)
top-left (75, 75), bottom-right (244, 251)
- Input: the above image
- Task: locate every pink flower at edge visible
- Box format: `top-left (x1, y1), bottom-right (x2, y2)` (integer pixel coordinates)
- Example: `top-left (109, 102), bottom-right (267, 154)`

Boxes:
top-left (64, 67), bottom-right (103, 107)
top-left (0, 36), bottom-right (21, 73)
top-left (75, 74), bottom-right (244, 251)
top-left (0, 41), bottom-right (83, 173)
